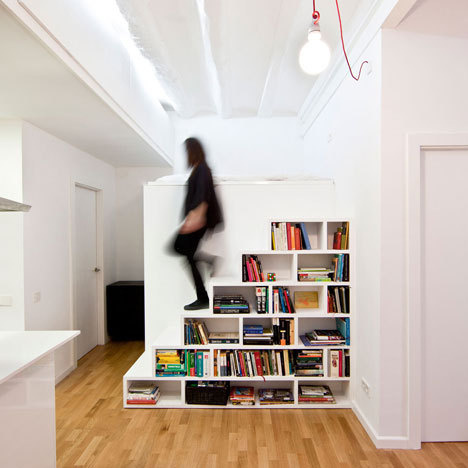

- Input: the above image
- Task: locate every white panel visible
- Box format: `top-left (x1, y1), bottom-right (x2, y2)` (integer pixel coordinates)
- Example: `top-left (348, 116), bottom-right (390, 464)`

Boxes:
top-left (144, 181), bottom-right (336, 348)
top-left (0, 354), bottom-right (56, 468)
top-left (75, 186), bottom-right (98, 359)
top-left (421, 148), bottom-right (468, 441)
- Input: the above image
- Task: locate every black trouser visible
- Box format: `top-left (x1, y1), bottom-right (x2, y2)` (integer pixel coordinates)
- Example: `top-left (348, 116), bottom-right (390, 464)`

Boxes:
top-left (173, 227), bottom-right (208, 301)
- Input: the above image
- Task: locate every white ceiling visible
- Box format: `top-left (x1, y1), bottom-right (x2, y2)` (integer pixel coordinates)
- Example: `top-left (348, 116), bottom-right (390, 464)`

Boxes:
top-left (397, 0), bottom-right (468, 38)
top-left (0, 5), bottom-right (171, 167)
top-left (117, 0), bottom-right (370, 118)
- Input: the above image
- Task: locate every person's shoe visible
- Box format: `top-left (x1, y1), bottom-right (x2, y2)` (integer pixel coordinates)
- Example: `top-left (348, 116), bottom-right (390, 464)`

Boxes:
top-left (184, 299), bottom-right (209, 311)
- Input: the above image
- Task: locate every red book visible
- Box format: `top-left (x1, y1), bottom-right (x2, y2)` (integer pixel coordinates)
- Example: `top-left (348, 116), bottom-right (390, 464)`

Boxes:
top-left (295, 227), bottom-right (301, 250)
top-left (250, 257), bottom-right (260, 282)
top-left (333, 232), bottom-right (342, 250)
top-left (126, 400), bottom-right (157, 405)
top-left (339, 350), bottom-right (343, 377)
top-left (286, 222), bottom-right (291, 250)
top-left (246, 257), bottom-right (253, 282)
top-left (238, 351), bottom-right (246, 376)
top-left (254, 351), bottom-right (264, 376)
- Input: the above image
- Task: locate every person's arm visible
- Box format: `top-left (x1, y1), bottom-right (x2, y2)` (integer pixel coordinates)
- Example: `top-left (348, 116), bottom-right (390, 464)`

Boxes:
top-left (180, 202), bottom-right (208, 234)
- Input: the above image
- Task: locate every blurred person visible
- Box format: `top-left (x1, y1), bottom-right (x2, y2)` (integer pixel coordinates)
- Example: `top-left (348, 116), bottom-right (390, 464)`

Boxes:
top-left (173, 137), bottom-right (222, 310)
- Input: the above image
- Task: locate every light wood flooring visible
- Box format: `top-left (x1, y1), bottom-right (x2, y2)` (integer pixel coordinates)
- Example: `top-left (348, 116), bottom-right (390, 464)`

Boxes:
top-left (56, 341), bottom-right (468, 468)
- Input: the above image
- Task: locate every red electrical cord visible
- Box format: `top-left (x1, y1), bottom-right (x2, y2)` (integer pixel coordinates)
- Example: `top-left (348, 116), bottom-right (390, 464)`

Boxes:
top-left (335, 0), bottom-right (368, 81)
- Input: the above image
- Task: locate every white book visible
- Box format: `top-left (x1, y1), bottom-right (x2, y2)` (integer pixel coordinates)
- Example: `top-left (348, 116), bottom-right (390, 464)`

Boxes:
top-left (276, 351), bottom-right (283, 376)
top-left (329, 349), bottom-right (340, 377)
top-left (203, 352), bottom-right (209, 377)
top-left (281, 222), bottom-right (287, 250)
top-left (334, 288), bottom-right (342, 314)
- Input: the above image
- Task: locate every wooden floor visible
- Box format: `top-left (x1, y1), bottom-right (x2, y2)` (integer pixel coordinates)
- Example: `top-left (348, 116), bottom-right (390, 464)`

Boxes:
top-left (56, 342), bottom-right (467, 468)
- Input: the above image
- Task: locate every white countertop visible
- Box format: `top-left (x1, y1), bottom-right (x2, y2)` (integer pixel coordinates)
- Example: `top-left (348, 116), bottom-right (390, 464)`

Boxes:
top-left (0, 330), bottom-right (79, 385)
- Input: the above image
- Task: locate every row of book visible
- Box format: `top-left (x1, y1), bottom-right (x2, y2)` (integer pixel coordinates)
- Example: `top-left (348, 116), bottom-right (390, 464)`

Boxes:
top-left (329, 349), bottom-right (350, 377)
top-left (242, 255), bottom-right (265, 282)
top-left (331, 254), bottom-right (349, 282)
top-left (272, 286), bottom-right (295, 313)
top-left (295, 349), bottom-right (324, 376)
top-left (243, 318), bottom-right (294, 345)
top-left (155, 350), bottom-right (211, 377)
top-left (332, 222), bottom-right (350, 250)
top-left (126, 382), bottom-right (160, 405)
top-left (214, 295), bottom-right (250, 314)
top-left (271, 222), bottom-right (312, 250)
top-left (299, 318), bottom-right (350, 346)
top-left (327, 286), bottom-right (350, 314)
top-left (184, 319), bottom-right (210, 345)
top-left (230, 386), bottom-right (294, 405)
top-left (214, 349), bottom-right (294, 377)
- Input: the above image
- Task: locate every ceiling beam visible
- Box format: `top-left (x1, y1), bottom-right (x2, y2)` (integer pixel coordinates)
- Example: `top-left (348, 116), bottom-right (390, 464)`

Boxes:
top-left (383, 0), bottom-right (419, 28)
top-left (257, 0), bottom-right (302, 118)
top-left (195, 0), bottom-right (231, 118)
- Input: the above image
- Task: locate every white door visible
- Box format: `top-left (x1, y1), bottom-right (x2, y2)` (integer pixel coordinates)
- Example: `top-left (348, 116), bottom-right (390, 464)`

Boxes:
top-left (75, 185), bottom-right (98, 359)
top-left (421, 148), bottom-right (468, 441)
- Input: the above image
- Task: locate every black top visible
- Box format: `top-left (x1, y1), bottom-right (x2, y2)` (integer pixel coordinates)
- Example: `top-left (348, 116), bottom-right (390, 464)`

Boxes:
top-left (184, 161), bottom-right (222, 229)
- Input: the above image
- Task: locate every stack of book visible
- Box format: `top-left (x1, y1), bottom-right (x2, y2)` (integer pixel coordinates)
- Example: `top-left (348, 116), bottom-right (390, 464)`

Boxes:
top-left (185, 350), bottom-right (210, 377)
top-left (242, 255), bottom-right (265, 282)
top-left (208, 332), bottom-right (239, 344)
top-left (271, 222), bottom-right (312, 250)
top-left (214, 349), bottom-right (294, 377)
top-left (294, 350), bottom-right (324, 376)
top-left (298, 385), bottom-right (335, 404)
top-left (229, 386), bottom-right (255, 406)
top-left (272, 286), bottom-right (295, 313)
top-left (258, 388), bottom-right (294, 405)
top-left (331, 254), bottom-right (349, 282)
top-left (300, 329), bottom-right (346, 346)
top-left (329, 349), bottom-right (350, 377)
top-left (213, 295), bottom-right (250, 314)
top-left (332, 222), bottom-right (349, 250)
top-left (184, 319), bottom-right (210, 345)
top-left (243, 325), bottom-right (274, 345)
top-left (155, 350), bottom-right (185, 377)
top-left (255, 287), bottom-right (269, 313)
top-left (297, 267), bottom-right (333, 282)
top-left (126, 382), bottom-right (160, 406)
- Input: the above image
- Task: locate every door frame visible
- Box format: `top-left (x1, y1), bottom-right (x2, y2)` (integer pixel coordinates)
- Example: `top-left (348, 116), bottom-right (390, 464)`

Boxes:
top-left (70, 181), bottom-right (105, 365)
top-left (406, 133), bottom-right (468, 449)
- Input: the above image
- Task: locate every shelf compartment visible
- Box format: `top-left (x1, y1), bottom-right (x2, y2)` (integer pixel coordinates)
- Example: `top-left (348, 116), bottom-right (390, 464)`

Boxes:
top-left (183, 317), bottom-right (240, 345)
top-left (124, 379), bottom-right (182, 408)
top-left (242, 253), bottom-right (294, 283)
top-left (286, 285), bottom-right (326, 314)
top-left (297, 253), bottom-right (350, 283)
top-left (243, 316), bottom-right (295, 346)
top-left (270, 221), bottom-right (325, 251)
top-left (297, 380), bottom-right (350, 407)
top-left (327, 221), bottom-right (350, 250)
top-left (212, 285), bottom-right (258, 314)
top-left (297, 317), bottom-right (351, 347)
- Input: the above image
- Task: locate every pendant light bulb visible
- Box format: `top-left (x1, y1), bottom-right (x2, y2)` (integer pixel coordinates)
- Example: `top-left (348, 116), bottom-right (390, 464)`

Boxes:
top-left (299, 22), bottom-right (330, 75)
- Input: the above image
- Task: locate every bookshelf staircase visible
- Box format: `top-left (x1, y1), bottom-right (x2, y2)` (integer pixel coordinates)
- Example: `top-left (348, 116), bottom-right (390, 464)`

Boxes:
top-left (123, 219), bottom-right (353, 409)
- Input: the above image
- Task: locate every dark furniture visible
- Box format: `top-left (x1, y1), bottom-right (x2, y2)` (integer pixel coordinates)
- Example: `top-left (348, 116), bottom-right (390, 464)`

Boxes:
top-left (106, 281), bottom-right (144, 340)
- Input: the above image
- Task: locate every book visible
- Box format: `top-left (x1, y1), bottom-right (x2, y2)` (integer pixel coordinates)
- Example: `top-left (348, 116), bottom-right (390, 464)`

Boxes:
top-left (294, 291), bottom-right (319, 309)
top-left (208, 332), bottom-right (239, 344)
top-left (258, 388), bottom-right (294, 405)
top-left (299, 222), bottom-right (312, 250)
top-left (230, 386), bottom-right (255, 405)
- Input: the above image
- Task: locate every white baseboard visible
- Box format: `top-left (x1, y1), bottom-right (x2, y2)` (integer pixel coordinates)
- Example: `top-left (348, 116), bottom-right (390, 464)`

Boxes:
top-left (55, 363), bottom-right (77, 385)
top-left (352, 401), bottom-right (411, 449)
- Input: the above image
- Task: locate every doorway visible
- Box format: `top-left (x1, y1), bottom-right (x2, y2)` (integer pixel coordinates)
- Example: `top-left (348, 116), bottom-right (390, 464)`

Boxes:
top-left (408, 135), bottom-right (468, 447)
top-left (74, 184), bottom-right (101, 359)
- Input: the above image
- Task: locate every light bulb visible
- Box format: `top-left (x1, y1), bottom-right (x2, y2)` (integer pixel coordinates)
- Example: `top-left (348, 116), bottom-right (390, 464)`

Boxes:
top-left (299, 34), bottom-right (331, 75)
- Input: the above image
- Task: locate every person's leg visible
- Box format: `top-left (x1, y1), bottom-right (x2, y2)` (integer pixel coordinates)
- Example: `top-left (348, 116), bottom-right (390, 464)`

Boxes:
top-left (173, 228), bottom-right (208, 308)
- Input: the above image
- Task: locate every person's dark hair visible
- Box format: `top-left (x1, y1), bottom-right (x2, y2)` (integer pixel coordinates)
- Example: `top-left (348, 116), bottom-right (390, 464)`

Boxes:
top-left (185, 137), bottom-right (206, 168)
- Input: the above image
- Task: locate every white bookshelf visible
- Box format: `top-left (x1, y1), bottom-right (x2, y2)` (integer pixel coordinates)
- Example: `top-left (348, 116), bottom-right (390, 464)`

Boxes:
top-left (124, 219), bottom-right (353, 409)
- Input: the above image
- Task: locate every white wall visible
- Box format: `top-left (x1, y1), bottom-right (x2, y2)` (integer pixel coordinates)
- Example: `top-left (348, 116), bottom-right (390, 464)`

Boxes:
top-left (0, 121), bottom-right (25, 330)
top-left (171, 115), bottom-right (304, 175)
top-left (116, 166), bottom-right (172, 280)
top-left (302, 32), bottom-right (382, 433)
top-left (22, 122), bottom-right (117, 381)
top-left (379, 29), bottom-right (468, 437)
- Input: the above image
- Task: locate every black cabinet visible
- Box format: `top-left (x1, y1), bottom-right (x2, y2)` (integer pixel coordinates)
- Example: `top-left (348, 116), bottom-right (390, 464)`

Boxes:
top-left (106, 281), bottom-right (144, 340)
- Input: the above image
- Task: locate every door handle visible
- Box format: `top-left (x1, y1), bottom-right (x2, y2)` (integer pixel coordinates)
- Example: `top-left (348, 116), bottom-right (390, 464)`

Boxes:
top-left (94, 267), bottom-right (101, 273)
